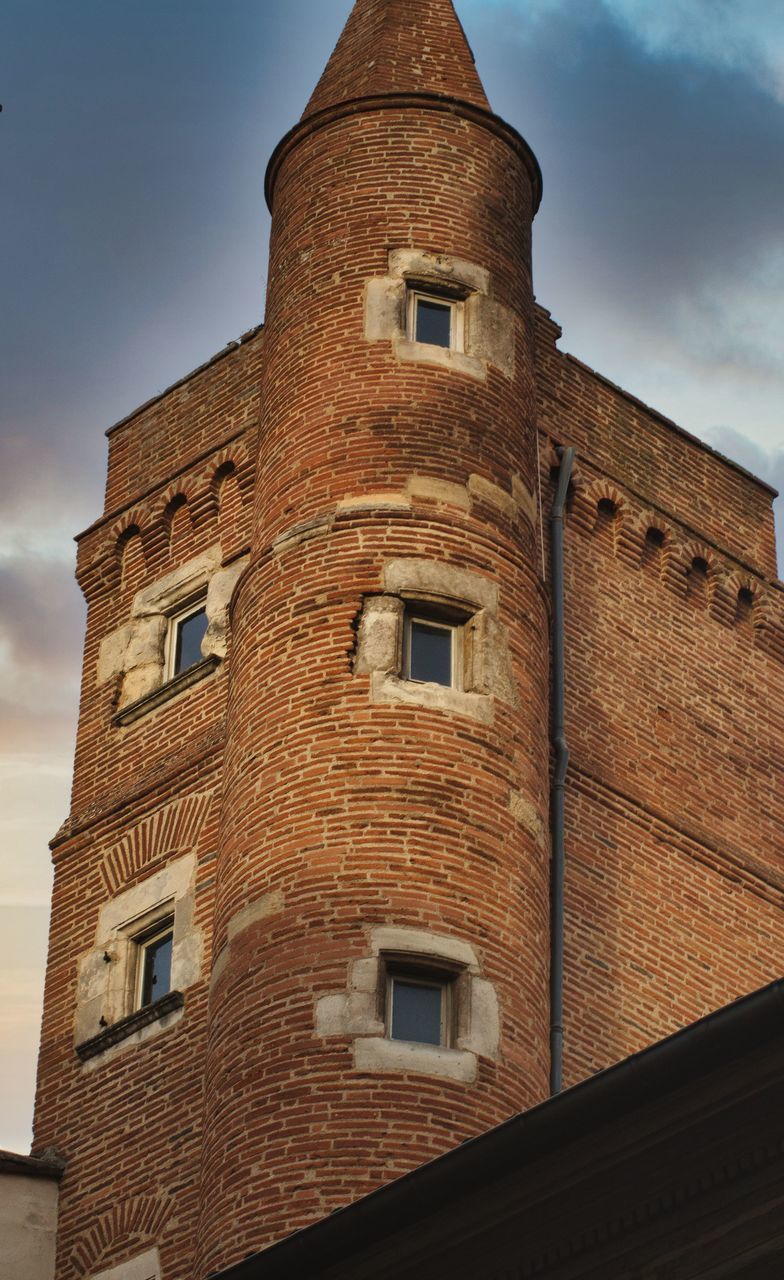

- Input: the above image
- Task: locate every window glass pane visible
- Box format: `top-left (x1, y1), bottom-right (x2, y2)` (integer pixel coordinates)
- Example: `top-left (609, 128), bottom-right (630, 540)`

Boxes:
top-left (174, 607), bottom-right (208, 675)
top-left (409, 621), bottom-right (452, 686)
top-left (141, 933), bottom-right (173, 1007)
top-left (390, 979), bottom-right (443, 1045)
top-left (415, 298), bottom-right (452, 348)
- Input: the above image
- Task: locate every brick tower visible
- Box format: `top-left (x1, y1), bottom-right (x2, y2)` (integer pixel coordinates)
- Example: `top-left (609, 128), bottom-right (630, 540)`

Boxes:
top-left (29, 1), bottom-right (784, 1278)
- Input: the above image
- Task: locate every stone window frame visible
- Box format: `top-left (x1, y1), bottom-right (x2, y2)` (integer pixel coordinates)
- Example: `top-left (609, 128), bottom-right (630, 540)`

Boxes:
top-left (92, 1249), bottom-right (161, 1280)
top-left (384, 952), bottom-right (468, 1048)
top-left (404, 603), bottom-right (469, 690)
top-left (354, 558), bottom-right (517, 724)
top-left (131, 910), bottom-right (175, 1009)
top-left (406, 286), bottom-right (465, 353)
top-left (97, 546), bottom-right (248, 725)
top-left (364, 248), bottom-right (515, 380)
top-left (75, 854), bottom-right (201, 1066)
top-left (164, 592), bottom-right (209, 682)
top-left (315, 926), bottom-right (499, 1084)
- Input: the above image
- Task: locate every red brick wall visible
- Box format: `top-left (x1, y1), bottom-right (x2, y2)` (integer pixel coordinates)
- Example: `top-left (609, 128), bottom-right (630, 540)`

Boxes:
top-left (34, 773), bottom-right (220, 1280)
top-left (534, 311), bottom-right (784, 1085)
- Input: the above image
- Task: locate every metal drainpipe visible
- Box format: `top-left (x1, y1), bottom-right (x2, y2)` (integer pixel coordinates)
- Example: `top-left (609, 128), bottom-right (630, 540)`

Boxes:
top-left (550, 445), bottom-right (575, 1096)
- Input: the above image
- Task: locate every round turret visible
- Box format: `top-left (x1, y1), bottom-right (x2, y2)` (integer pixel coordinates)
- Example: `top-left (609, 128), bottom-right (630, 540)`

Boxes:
top-left (198, 2), bottom-right (548, 1271)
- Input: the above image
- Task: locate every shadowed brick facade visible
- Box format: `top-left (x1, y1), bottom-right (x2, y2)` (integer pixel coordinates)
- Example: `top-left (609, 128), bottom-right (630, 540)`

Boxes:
top-left (28, 2), bottom-right (783, 1278)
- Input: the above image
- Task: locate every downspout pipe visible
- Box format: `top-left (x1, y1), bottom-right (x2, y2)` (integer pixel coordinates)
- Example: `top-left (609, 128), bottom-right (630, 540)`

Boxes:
top-left (550, 445), bottom-right (575, 1096)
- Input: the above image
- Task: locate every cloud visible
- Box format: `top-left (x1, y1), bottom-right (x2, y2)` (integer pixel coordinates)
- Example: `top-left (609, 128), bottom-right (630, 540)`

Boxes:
top-left (603, 0), bottom-right (784, 101)
top-left (462, 0), bottom-right (784, 101)
top-left (0, 559), bottom-right (83, 680)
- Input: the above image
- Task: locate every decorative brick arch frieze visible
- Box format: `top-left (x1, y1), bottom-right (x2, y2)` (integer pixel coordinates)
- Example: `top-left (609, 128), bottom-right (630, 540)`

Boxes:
top-left (163, 493), bottom-right (194, 560)
top-left (207, 459), bottom-right (237, 512)
top-left (207, 441), bottom-right (254, 500)
top-left (100, 792), bottom-right (215, 894)
top-left (564, 468), bottom-right (784, 666)
top-left (76, 447), bottom-right (254, 605)
top-left (116, 523), bottom-right (148, 601)
top-left (68, 1195), bottom-right (172, 1277)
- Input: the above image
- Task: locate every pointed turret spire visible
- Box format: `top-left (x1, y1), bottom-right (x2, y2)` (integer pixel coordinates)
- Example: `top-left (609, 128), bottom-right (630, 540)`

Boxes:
top-left (304, 0), bottom-right (491, 118)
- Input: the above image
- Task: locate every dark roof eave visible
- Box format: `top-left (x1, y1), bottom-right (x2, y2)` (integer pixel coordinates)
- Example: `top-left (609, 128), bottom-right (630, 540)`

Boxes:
top-left (215, 976), bottom-right (784, 1280)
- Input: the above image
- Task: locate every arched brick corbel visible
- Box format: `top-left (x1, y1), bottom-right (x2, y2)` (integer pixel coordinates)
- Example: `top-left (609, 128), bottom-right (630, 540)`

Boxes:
top-left (633, 512), bottom-right (672, 580)
top-left (113, 517), bottom-right (149, 600)
top-left (213, 462), bottom-right (248, 561)
top-left (678, 540), bottom-right (717, 611)
top-left (77, 544), bottom-right (121, 602)
top-left (755, 589), bottom-right (784, 665)
top-left (542, 439), bottom-right (581, 501)
top-left (723, 571), bottom-right (769, 637)
top-left (200, 458), bottom-right (234, 517)
top-left (575, 479), bottom-right (626, 554)
top-left (162, 492), bottom-right (195, 560)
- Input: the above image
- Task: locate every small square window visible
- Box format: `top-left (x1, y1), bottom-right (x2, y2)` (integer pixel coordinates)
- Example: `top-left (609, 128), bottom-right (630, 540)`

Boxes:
top-left (167, 601), bottom-right (208, 679)
top-left (387, 972), bottom-right (450, 1047)
top-left (136, 921), bottom-right (173, 1009)
top-left (405, 613), bottom-right (458, 688)
top-left (407, 290), bottom-right (463, 350)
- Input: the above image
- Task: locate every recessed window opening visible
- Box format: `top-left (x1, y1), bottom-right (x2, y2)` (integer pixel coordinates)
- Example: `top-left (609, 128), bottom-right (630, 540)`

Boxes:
top-left (407, 289), bottom-right (463, 350)
top-left (387, 971), bottom-right (450, 1047)
top-left (136, 920), bottom-right (174, 1009)
top-left (168, 600), bottom-right (208, 678)
top-left (405, 614), bottom-right (456, 687)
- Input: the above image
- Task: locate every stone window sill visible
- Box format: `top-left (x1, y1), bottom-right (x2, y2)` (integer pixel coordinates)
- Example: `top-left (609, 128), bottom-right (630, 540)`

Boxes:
top-left (370, 671), bottom-right (493, 725)
top-left (75, 991), bottom-right (185, 1061)
top-left (353, 1035), bottom-right (477, 1083)
top-left (112, 656), bottom-right (220, 726)
top-left (393, 336), bottom-right (485, 381)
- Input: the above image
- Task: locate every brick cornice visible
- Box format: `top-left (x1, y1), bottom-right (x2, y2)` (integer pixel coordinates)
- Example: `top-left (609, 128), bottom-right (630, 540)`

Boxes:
top-left (265, 92), bottom-right (542, 213)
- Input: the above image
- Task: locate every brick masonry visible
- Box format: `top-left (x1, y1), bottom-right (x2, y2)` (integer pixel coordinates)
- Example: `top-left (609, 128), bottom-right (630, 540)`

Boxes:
top-left (31, 2), bottom-right (784, 1277)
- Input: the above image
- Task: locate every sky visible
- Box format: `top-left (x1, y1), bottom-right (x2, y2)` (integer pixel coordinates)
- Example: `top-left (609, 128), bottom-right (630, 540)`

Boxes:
top-left (1, 0), bottom-right (783, 1154)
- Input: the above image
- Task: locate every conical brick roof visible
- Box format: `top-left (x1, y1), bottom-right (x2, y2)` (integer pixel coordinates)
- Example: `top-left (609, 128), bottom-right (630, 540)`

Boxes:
top-left (304, 0), bottom-right (491, 118)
